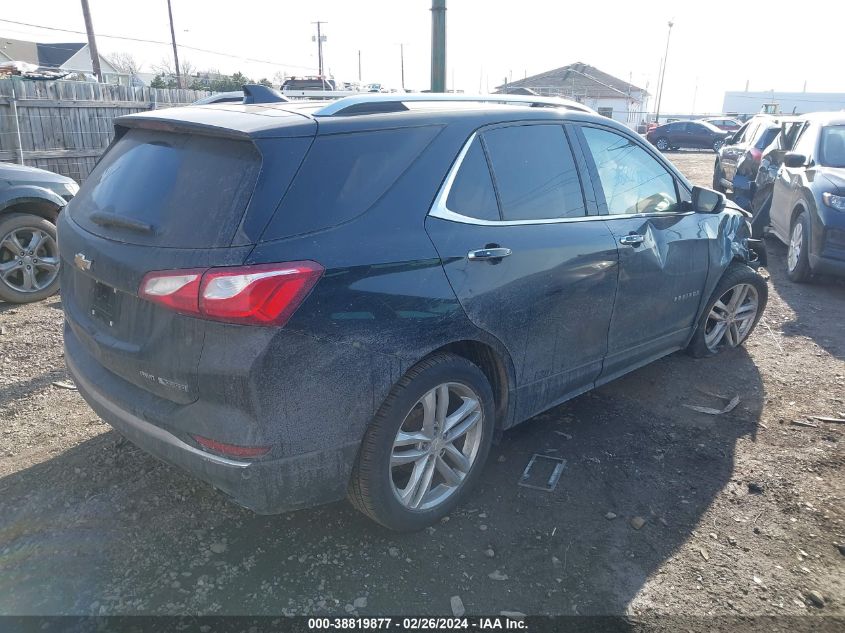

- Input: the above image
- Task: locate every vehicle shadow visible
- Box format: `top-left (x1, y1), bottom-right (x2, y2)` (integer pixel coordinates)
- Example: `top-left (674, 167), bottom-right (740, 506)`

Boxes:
top-left (0, 347), bottom-right (762, 617)
top-left (763, 237), bottom-right (845, 361)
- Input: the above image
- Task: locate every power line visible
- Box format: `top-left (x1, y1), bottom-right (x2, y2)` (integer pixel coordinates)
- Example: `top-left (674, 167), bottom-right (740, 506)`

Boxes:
top-left (0, 18), bottom-right (316, 71)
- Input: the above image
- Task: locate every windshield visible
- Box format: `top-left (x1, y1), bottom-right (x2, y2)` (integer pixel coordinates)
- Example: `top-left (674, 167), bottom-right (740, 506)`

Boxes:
top-left (820, 125), bottom-right (845, 167)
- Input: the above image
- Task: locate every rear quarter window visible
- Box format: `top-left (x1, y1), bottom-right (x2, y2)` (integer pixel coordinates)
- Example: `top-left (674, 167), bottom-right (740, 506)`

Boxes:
top-left (262, 126), bottom-right (440, 239)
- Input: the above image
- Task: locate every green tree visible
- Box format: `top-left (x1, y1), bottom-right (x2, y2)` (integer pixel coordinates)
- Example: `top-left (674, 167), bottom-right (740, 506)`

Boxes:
top-left (149, 73), bottom-right (177, 89)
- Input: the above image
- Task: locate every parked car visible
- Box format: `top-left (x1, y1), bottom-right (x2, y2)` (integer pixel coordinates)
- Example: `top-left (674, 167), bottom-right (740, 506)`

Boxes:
top-left (766, 112), bottom-right (845, 282)
top-left (58, 95), bottom-right (768, 531)
top-left (702, 117), bottom-right (743, 132)
top-left (0, 162), bottom-right (78, 303)
top-left (748, 117), bottom-right (808, 237)
top-left (712, 115), bottom-right (800, 208)
top-left (646, 120), bottom-right (731, 152)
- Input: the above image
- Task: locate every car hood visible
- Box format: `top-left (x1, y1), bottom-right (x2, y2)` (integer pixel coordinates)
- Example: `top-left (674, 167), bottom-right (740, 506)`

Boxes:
top-left (818, 166), bottom-right (845, 191)
top-left (0, 161), bottom-right (76, 186)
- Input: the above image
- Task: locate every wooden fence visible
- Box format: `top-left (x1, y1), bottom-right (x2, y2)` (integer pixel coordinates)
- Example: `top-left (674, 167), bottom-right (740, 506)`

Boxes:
top-left (0, 77), bottom-right (210, 183)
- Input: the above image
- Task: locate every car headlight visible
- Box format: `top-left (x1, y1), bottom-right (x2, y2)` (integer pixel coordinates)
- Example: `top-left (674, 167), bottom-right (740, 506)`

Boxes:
top-left (63, 181), bottom-right (80, 197)
top-left (822, 192), bottom-right (845, 211)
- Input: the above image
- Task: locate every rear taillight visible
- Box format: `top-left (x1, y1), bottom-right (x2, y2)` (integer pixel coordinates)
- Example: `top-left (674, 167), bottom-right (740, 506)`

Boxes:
top-left (749, 148), bottom-right (763, 163)
top-left (139, 261), bottom-right (324, 326)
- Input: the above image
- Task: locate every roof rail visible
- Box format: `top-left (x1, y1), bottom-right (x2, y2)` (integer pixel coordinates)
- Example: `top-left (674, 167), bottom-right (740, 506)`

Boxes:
top-left (312, 93), bottom-right (595, 116)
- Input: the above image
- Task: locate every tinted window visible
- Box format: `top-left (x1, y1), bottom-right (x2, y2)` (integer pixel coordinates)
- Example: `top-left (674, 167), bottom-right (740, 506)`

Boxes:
top-left (264, 126), bottom-right (440, 239)
top-left (820, 125), bottom-right (845, 168)
top-left (446, 137), bottom-right (499, 221)
top-left (581, 126), bottom-right (679, 215)
top-left (70, 129), bottom-right (261, 248)
top-left (482, 125), bottom-right (585, 220)
top-left (754, 126), bottom-right (779, 150)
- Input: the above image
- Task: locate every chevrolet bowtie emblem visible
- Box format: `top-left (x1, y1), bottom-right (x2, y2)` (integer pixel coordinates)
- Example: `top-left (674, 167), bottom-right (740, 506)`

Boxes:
top-left (74, 252), bottom-right (92, 271)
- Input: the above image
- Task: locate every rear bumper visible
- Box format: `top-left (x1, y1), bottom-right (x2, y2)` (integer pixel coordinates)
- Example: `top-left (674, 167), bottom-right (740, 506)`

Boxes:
top-left (65, 328), bottom-right (359, 514)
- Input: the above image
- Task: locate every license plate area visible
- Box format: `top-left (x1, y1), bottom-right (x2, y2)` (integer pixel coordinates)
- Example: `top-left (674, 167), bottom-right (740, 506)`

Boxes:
top-left (90, 281), bottom-right (120, 326)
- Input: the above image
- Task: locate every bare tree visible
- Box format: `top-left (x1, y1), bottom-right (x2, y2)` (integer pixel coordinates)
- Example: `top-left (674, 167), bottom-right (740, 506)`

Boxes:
top-left (105, 52), bottom-right (142, 76)
top-left (152, 57), bottom-right (196, 86)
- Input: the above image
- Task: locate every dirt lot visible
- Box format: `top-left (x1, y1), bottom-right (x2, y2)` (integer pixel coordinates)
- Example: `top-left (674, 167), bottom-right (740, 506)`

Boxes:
top-left (0, 152), bottom-right (843, 621)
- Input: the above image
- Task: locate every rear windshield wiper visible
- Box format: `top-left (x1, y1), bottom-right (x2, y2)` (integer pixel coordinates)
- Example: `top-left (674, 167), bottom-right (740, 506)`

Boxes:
top-left (89, 212), bottom-right (155, 235)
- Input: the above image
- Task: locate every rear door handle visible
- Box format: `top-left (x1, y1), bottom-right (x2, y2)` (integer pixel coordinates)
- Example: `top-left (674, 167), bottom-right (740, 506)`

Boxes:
top-left (619, 234), bottom-right (645, 246)
top-left (467, 247), bottom-right (512, 260)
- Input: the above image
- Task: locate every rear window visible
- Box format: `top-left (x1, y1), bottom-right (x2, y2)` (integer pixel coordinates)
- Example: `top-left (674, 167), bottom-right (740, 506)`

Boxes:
top-left (70, 129), bottom-right (260, 248)
top-left (262, 126), bottom-right (440, 240)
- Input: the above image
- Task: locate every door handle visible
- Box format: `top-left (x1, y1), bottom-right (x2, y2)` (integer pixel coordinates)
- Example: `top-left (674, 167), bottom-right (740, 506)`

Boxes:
top-left (467, 247), bottom-right (512, 260)
top-left (619, 234), bottom-right (645, 246)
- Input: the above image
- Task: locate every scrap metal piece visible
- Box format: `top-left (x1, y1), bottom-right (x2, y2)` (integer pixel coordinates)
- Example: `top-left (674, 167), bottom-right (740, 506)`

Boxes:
top-left (518, 454), bottom-right (566, 492)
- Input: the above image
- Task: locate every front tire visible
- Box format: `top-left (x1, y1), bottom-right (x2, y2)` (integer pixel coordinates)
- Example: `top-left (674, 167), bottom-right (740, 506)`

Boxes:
top-left (349, 353), bottom-right (495, 531)
top-left (787, 211), bottom-right (811, 283)
top-left (713, 139), bottom-right (725, 152)
top-left (688, 263), bottom-right (768, 358)
top-left (0, 212), bottom-right (61, 304)
top-left (655, 137), bottom-right (670, 152)
top-left (749, 189), bottom-right (772, 239)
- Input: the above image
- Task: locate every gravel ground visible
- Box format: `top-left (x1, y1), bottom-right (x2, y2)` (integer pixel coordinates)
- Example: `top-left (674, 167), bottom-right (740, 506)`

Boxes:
top-left (0, 151), bottom-right (843, 621)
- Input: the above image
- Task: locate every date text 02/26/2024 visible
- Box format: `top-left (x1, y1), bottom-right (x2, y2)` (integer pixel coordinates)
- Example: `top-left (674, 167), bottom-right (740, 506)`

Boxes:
top-left (307, 618), bottom-right (527, 630)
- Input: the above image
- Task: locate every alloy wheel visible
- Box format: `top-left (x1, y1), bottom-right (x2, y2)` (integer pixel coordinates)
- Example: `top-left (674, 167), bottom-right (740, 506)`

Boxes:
top-left (788, 222), bottom-right (803, 272)
top-left (704, 283), bottom-right (760, 352)
top-left (0, 227), bottom-right (60, 294)
top-left (390, 382), bottom-right (483, 511)
top-left (656, 138), bottom-right (669, 151)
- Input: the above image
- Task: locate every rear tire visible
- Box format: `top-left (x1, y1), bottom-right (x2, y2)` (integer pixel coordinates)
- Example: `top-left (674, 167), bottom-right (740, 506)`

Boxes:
top-left (348, 353), bottom-right (495, 532)
top-left (0, 212), bottom-right (61, 304)
top-left (786, 211), bottom-right (812, 283)
top-left (687, 263), bottom-right (768, 358)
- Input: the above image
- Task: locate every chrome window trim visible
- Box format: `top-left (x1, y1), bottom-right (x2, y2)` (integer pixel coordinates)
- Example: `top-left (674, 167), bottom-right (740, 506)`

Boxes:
top-left (430, 131), bottom-right (604, 227)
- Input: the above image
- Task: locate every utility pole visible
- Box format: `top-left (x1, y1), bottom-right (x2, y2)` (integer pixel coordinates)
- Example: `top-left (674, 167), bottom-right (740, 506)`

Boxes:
top-left (79, 0), bottom-right (102, 82)
top-left (312, 21), bottom-right (327, 78)
top-left (358, 50), bottom-right (362, 82)
top-left (400, 43), bottom-right (405, 91)
top-left (430, 0), bottom-right (446, 92)
top-left (166, 0), bottom-right (182, 88)
top-left (654, 20), bottom-right (674, 124)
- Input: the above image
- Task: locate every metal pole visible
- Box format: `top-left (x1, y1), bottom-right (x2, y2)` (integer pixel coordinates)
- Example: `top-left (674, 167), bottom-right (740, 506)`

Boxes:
top-left (400, 43), bottom-right (405, 91)
top-left (430, 0), bottom-right (446, 93)
top-left (10, 78), bottom-right (24, 165)
top-left (166, 0), bottom-right (182, 88)
top-left (358, 50), bottom-right (362, 82)
top-left (312, 21), bottom-right (326, 77)
top-left (654, 20), bottom-right (673, 124)
top-left (79, 0), bottom-right (103, 82)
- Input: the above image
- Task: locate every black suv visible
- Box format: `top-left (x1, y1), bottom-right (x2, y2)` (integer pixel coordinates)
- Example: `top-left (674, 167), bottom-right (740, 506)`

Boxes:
top-left (59, 95), bottom-right (768, 531)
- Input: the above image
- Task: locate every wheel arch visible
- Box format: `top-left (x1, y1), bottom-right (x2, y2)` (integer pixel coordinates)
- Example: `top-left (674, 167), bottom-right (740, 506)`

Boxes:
top-left (424, 338), bottom-right (515, 431)
top-left (0, 187), bottom-right (66, 223)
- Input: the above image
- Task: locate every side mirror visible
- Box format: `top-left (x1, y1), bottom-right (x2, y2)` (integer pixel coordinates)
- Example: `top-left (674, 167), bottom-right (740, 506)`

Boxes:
top-left (691, 185), bottom-right (726, 214)
top-left (783, 152), bottom-right (807, 168)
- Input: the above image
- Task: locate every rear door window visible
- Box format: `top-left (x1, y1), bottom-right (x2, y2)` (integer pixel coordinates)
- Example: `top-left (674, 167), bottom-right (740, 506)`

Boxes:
top-left (445, 137), bottom-right (500, 221)
top-left (581, 126), bottom-right (679, 215)
top-left (70, 129), bottom-right (261, 248)
top-left (481, 124), bottom-right (585, 220)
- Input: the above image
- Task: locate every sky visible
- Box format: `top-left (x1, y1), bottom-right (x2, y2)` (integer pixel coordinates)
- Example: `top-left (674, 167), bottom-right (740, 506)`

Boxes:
top-left (1, 0), bottom-right (843, 114)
